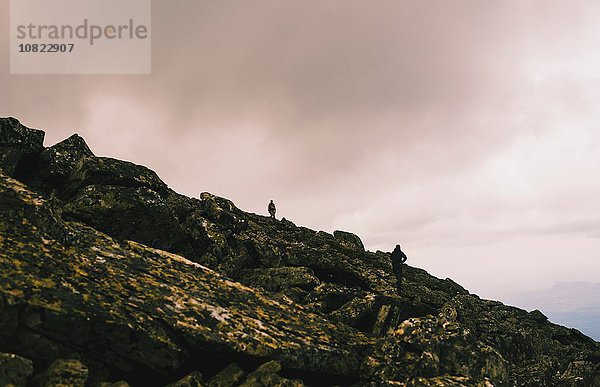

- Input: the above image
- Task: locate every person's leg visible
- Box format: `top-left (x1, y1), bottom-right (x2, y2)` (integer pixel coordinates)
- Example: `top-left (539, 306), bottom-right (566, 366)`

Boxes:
top-left (394, 267), bottom-right (402, 294)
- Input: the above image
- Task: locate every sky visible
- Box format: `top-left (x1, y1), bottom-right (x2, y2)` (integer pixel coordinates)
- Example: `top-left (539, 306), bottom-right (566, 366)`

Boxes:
top-left (2, 0), bottom-right (600, 301)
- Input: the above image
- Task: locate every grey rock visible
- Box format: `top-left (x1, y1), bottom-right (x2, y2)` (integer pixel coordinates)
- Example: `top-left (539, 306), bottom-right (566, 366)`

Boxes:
top-left (363, 314), bottom-right (508, 385)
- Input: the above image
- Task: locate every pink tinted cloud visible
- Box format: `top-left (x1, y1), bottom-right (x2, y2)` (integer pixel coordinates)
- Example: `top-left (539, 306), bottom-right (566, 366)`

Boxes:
top-left (2, 0), bottom-right (600, 296)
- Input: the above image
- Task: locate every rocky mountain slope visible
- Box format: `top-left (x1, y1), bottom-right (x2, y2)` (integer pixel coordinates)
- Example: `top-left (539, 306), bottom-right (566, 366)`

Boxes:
top-left (0, 117), bottom-right (598, 386)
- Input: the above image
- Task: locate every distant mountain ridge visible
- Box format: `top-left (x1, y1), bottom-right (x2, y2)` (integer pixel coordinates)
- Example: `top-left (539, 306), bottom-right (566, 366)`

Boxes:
top-left (504, 281), bottom-right (600, 341)
top-left (1, 117), bottom-right (599, 386)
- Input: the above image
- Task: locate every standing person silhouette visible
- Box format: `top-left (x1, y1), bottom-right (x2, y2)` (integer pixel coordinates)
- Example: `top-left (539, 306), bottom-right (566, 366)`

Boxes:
top-left (268, 200), bottom-right (276, 219)
top-left (390, 244), bottom-right (408, 294)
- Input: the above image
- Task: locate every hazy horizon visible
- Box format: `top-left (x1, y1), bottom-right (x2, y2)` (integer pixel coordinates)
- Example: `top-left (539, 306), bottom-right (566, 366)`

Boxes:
top-left (3, 1), bottom-right (600, 302)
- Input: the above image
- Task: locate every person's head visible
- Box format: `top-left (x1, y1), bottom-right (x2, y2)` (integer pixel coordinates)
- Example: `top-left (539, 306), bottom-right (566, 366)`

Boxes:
top-left (270, 200), bottom-right (273, 203)
top-left (396, 244), bottom-right (401, 249)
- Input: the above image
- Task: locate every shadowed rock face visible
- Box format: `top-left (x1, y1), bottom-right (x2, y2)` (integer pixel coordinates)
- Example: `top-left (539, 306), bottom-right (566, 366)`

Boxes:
top-left (39, 134), bottom-right (95, 187)
top-left (1, 117), bottom-right (599, 386)
top-left (0, 117), bottom-right (44, 176)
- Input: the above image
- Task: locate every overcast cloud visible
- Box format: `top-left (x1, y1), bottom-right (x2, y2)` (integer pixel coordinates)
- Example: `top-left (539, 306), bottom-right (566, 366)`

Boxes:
top-left (2, 0), bottom-right (599, 299)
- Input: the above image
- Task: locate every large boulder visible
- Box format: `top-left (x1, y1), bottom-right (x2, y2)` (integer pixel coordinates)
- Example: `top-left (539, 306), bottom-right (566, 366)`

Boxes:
top-left (0, 117), bottom-right (44, 176)
top-left (62, 184), bottom-right (200, 254)
top-left (0, 171), bottom-right (367, 385)
top-left (38, 134), bottom-right (94, 187)
top-left (362, 314), bottom-right (509, 385)
top-left (333, 230), bottom-right (365, 251)
top-left (64, 156), bottom-right (168, 196)
top-left (197, 192), bottom-right (248, 231)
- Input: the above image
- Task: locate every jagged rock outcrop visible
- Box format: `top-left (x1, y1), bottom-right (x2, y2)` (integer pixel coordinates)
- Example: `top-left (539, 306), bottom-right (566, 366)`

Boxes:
top-left (0, 117), bottom-right (44, 176)
top-left (333, 230), bottom-right (365, 251)
top-left (1, 118), bottom-right (599, 386)
top-left (38, 134), bottom-right (95, 187)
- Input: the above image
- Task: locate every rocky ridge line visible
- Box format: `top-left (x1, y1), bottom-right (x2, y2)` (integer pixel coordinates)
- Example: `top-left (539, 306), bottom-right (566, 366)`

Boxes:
top-left (0, 117), bottom-right (598, 386)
